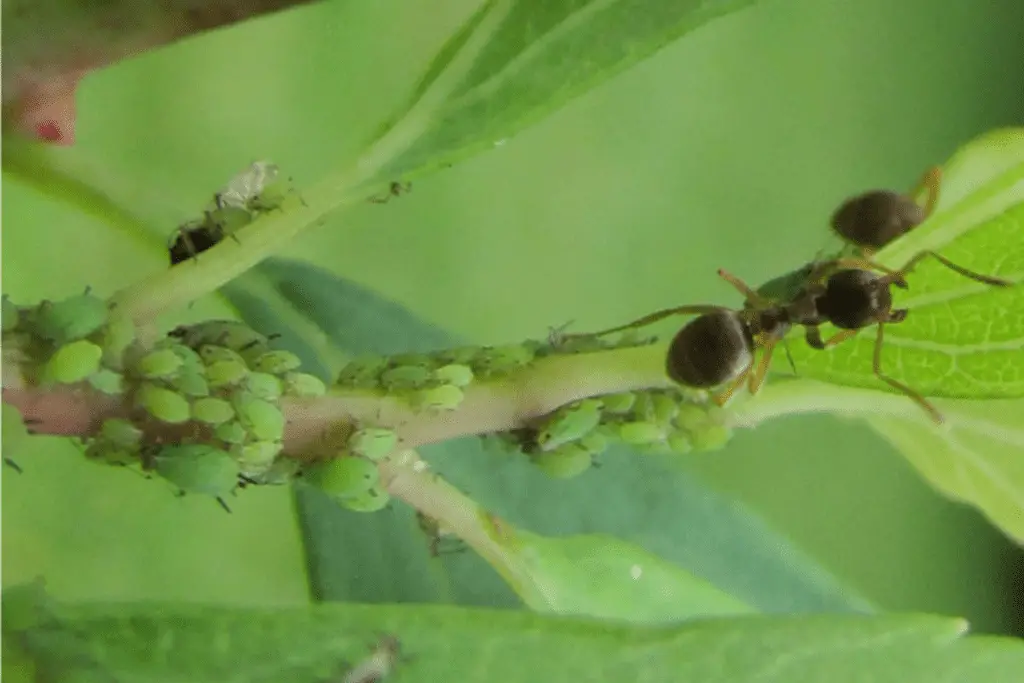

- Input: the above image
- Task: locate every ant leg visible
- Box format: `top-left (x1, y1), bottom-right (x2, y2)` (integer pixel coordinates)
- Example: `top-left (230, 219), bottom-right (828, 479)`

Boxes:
top-left (910, 166), bottom-right (942, 220)
top-left (780, 338), bottom-right (798, 375)
top-left (818, 328), bottom-right (859, 348)
top-left (898, 250), bottom-right (1012, 287)
top-left (711, 360), bottom-right (754, 406)
top-left (746, 343), bottom-right (776, 395)
top-left (870, 323), bottom-right (944, 424)
top-left (717, 269), bottom-right (772, 307)
top-left (560, 305), bottom-right (726, 341)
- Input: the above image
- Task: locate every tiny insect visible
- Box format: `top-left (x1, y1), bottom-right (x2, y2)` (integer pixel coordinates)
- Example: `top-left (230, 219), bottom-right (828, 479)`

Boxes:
top-left (831, 166), bottom-right (941, 255)
top-left (340, 634), bottom-right (406, 683)
top-left (31, 289), bottom-right (108, 345)
top-left (168, 217), bottom-right (225, 266)
top-left (214, 160), bottom-right (281, 211)
top-left (43, 339), bottom-right (104, 384)
top-left (535, 399), bottom-right (603, 452)
top-left (415, 511), bottom-right (465, 558)
top-left (148, 444), bottom-right (241, 513)
top-left (369, 181), bottom-right (412, 204)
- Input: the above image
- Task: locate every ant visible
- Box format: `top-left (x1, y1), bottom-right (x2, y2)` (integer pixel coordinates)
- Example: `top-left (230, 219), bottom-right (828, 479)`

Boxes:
top-left (562, 250), bottom-right (1010, 423)
top-left (831, 166), bottom-right (941, 255)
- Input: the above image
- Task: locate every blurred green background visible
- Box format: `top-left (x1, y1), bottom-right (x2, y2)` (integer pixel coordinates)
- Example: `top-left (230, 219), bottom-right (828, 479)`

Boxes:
top-left (3, 0), bottom-right (1023, 632)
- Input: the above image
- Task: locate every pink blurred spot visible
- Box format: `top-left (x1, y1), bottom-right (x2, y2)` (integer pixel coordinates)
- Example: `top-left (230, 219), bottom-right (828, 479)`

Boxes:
top-left (8, 71), bottom-right (82, 146)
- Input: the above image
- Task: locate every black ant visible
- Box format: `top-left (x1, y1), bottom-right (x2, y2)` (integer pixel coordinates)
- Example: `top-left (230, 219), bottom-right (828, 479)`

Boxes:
top-left (831, 166), bottom-right (941, 255)
top-left (563, 250), bottom-right (1010, 423)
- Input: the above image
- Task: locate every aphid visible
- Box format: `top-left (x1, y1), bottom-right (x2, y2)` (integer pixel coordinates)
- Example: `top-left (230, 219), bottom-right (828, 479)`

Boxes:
top-left (348, 428), bottom-right (398, 462)
top-left (205, 359), bottom-right (249, 388)
top-left (579, 431), bottom-right (609, 456)
top-left (336, 356), bottom-right (388, 387)
top-left (234, 441), bottom-right (283, 475)
top-left (340, 634), bottom-right (403, 683)
top-left (535, 399), bottom-right (603, 452)
top-left (31, 290), bottom-right (108, 345)
top-left (169, 321), bottom-right (272, 358)
top-left (369, 180), bottom-right (412, 204)
top-left (234, 396), bottom-right (285, 442)
top-left (134, 348), bottom-right (184, 380)
top-left (473, 344), bottom-right (534, 376)
top-left (339, 485), bottom-right (391, 513)
top-left (214, 421), bottom-right (247, 445)
top-left (304, 456), bottom-right (380, 498)
top-left (87, 368), bottom-right (125, 394)
top-left (532, 443), bottom-right (593, 479)
top-left (213, 160), bottom-right (281, 211)
top-left (150, 444), bottom-right (240, 512)
top-left (170, 370), bottom-right (210, 398)
top-left (600, 392), bottom-right (636, 415)
top-left (251, 350), bottom-right (302, 375)
top-left (42, 339), bottom-right (103, 384)
top-left (199, 344), bottom-right (247, 365)
top-left (433, 363), bottom-right (474, 387)
top-left (191, 397), bottom-right (235, 425)
top-left (99, 312), bottom-right (137, 369)
top-left (831, 166), bottom-right (941, 255)
top-left (168, 217), bottom-right (225, 265)
top-left (413, 384), bottom-right (464, 412)
top-left (666, 432), bottom-right (692, 454)
top-left (136, 384), bottom-right (191, 424)
top-left (380, 364), bottom-right (432, 390)
top-left (283, 372), bottom-right (327, 397)
top-left (100, 418), bottom-right (144, 448)
top-left (244, 372), bottom-right (283, 401)
top-left (616, 421), bottom-right (665, 445)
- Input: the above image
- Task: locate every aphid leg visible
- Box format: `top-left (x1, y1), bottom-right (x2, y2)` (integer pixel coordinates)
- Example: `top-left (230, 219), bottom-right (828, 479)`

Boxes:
top-left (911, 166), bottom-right (942, 220)
top-left (870, 323), bottom-right (944, 424)
top-left (898, 250), bottom-right (1012, 287)
top-left (710, 360), bottom-right (753, 407)
top-left (746, 343), bottom-right (775, 395)
top-left (716, 269), bottom-right (772, 307)
top-left (216, 497), bottom-right (233, 514)
top-left (4, 458), bottom-right (24, 474)
top-left (561, 305), bottom-right (726, 342)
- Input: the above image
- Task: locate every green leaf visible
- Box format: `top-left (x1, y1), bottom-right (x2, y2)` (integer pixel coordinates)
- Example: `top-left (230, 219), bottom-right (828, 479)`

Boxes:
top-left (784, 127), bottom-right (1024, 400)
top-left (225, 258), bottom-right (874, 615)
top-left (6, 583), bottom-right (1023, 683)
top-left (364, 0), bottom-right (765, 185)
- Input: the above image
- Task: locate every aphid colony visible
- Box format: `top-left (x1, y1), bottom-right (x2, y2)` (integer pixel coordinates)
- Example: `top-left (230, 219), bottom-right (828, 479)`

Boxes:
top-left (562, 166), bottom-right (1014, 423)
top-left (168, 160), bottom-right (302, 265)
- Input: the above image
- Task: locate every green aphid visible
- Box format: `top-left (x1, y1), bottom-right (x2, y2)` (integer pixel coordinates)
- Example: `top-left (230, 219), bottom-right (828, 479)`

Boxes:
top-left (617, 421), bottom-right (665, 445)
top-left (651, 392), bottom-right (679, 425)
top-left (31, 290), bottom-right (108, 345)
top-left (199, 344), bottom-right (247, 366)
top-left (690, 424), bottom-right (732, 452)
top-left (84, 442), bottom-right (138, 467)
top-left (191, 397), bottom-right (235, 425)
top-left (234, 440), bottom-right (282, 475)
top-left (235, 396), bottom-right (285, 441)
top-left (244, 372), bottom-right (283, 401)
top-left (98, 312), bottom-right (136, 369)
top-left (413, 384), bottom-right (464, 412)
top-left (2, 296), bottom-right (21, 333)
top-left (283, 372), bottom-right (326, 397)
top-left (257, 456), bottom-right (302, 485)
top-left (340, 485), bottom-right (391, 513)
top-left (674, 403), bottom-right (710, 433)
top-left (433, 363), bottom-right (474, 387)
top-left (305, 455), bottom-right (379, 498)
top-left (168, 343), bottom-right (203, 369)
top-left (43, 339), bottom-right (103, 384)
top-left (389, 353), bottom-right (435, 368)
top-left (630, 392), bottom-right (656, 421)
top-left (348, 428), bottom-right (398, 462)
top-left (249, 175), bottom-right (298, 214)
top-left (137, 384), bottom-right (191, 424)
top-left (100, 418), bottom-right (143, 448)
top-left (206, 205), bottom-right (253, 235)
top-left (380, 364), bottom-right (432, 390)
top-left (170, 320), bottom-right (269, 355)
top-left (536, 399), bottom-right (603, 452)
top-left (435, 346), bottom-right (483, 365)
top-left (205, 359), bottom-right (249, 388)
top-left (600, 392), bottom-right (636, 414)
top-left (214, 421), bottom-right (247, 445)
top-left (87, 369), bottom-right (125, 395)
top-left (135, 348), bottom-right (184, 380)
top-left (171, 370), bottom-right (210, 398)
top-left (251, 350), bottom-right (301, 375)
top-left (153, 444), bottom-right (240, 502)
top-left (666, 432), bottom-right (692, 455)
top-left (474, 344), bottom-right (534, 376)
top-left (336, 356), bottom-right (387, 387)
top-left (532, 443), bottom-right (593, 479)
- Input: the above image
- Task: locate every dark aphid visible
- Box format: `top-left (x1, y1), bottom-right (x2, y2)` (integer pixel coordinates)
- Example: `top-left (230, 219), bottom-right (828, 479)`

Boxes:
top-left (831, 166), bottom-right (940, 254)
top-left (168, 219), bottom-right (224, 265)
top-left (369, 181), bottom-right (412, 204)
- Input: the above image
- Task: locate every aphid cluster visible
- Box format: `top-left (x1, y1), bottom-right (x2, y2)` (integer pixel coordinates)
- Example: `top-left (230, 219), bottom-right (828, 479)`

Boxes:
top-left (560, 166), bottom-right (1013, 423)
top-left (168, 160), bottom-right (302, 265)
top-left (495, 388), bottom-right (731, 480)
top-left (2, 289), bottom-right (136, 396)
top-left (336, 349), bottom-right (478, 412)
top-left (300, 425), bottom-right (400, 514)
top-left (80, 320), bottom-right (325, 508)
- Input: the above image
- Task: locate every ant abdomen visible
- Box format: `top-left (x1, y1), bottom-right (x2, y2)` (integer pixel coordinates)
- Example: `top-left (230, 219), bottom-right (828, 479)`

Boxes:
top-left (830, 190), bottom-right (925, 251)
top-left (666, 310), bottom-right (753, 388)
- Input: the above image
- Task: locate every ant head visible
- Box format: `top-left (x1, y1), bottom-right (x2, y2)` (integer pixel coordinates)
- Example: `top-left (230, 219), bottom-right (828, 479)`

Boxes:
top-left (666, 310), bottom-right (754, 388)
top-left (821, 269), bottom-right (894, 330)
top-left (831, 190), bottom-right (925, 251)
